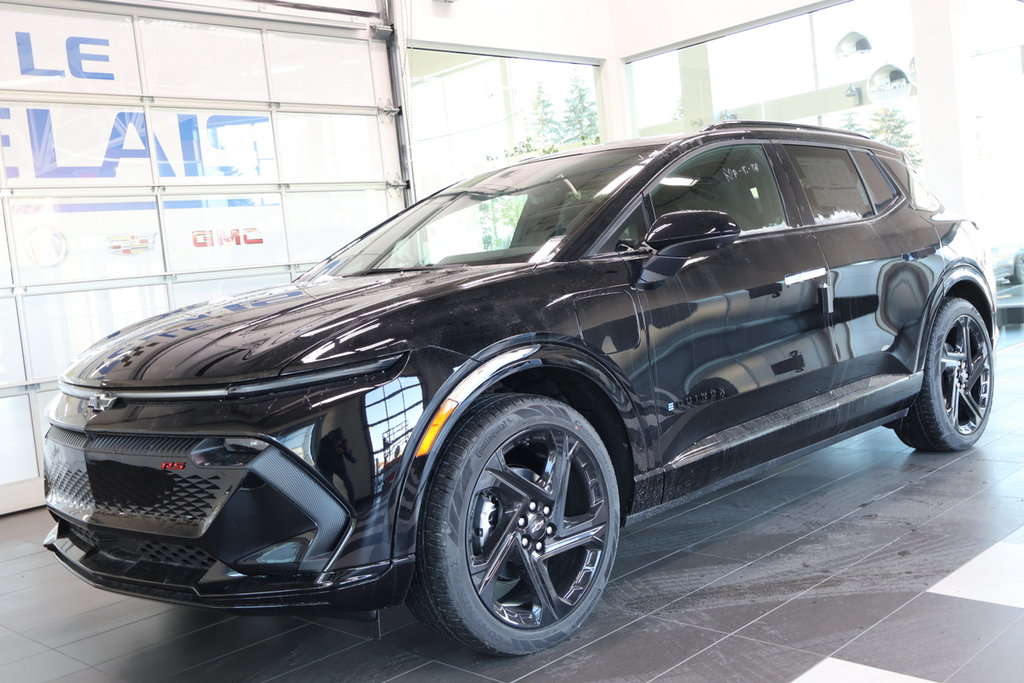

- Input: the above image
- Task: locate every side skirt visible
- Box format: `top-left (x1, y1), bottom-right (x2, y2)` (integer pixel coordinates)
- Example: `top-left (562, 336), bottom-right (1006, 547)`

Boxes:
top-left (628, 372), bottom-right (922, 519)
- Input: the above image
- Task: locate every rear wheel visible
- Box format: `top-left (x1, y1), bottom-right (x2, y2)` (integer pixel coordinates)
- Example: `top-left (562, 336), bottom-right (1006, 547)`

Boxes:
top-left (407, 394), bottom-right (619, 655)
top-left (895, 298), bottom-right (993, 451)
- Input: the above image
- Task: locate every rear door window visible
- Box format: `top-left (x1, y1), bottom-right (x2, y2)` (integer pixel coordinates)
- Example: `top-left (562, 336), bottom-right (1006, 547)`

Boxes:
top-left (783, 145), bottom-right (872, 225)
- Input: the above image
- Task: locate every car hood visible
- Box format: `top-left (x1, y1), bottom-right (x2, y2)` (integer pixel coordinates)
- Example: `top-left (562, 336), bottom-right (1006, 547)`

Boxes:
top-left (62, 264), bottom-right (533, 388)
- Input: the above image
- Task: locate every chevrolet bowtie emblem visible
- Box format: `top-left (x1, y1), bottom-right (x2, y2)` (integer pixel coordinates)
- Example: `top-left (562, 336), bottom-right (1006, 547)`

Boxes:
top-left (86, 392), bottom-right (120, 412)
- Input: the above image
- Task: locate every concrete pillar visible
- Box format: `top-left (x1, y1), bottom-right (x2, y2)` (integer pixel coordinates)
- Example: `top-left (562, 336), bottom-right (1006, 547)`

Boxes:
top-left (679, 43), bottom-right (714, 131)
top-left (910, 0), bottom-right (976, 214)
top-left (596, 57), bottom-right (633, 142)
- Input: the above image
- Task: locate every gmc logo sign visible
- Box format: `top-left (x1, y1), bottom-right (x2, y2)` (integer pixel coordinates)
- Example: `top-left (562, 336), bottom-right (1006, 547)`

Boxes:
top-left (192, 228), bottom-right (264, 248)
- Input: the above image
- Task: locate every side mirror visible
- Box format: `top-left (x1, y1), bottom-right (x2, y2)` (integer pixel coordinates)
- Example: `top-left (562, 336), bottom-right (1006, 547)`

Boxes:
top-left (637, 210), bottom-right (741, 289)
top-left (644, 210), bottom-right (740, 258)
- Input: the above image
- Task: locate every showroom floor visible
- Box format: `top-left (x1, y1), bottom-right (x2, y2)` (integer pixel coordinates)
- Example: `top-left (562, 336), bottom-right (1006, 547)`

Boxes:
top-left (3, 339), bottom-right (1024, 683)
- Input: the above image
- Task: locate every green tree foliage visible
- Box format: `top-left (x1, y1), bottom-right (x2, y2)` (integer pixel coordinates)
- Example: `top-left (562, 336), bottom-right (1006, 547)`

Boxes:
top-left (531, 84), bottom-right (560, 147)
top-left (485, 136), bottom-right (559, 163)
top-left (491, 77), bottom-right (600, 164)
top-left (477, 195), bottom-right (528, 251)
top-left (869, 107), bottom-right (922, 166)
top-left (672, 97), bottom-right (686, 122)
top-left (841, 112), bottom-right (868, 135)
top-left (561, 76), bottom-right (600, 146)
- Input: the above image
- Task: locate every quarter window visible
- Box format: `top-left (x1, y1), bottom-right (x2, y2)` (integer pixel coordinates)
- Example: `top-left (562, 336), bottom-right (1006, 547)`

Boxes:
top-left (650, 145), bottom-right (786, 231)
top-left (852, 150), bottom-right (898, 213)
top-left (784, 145), bottom-right (872, 225)
top-left (880, 156), bottom-right (942, 212)
top-left (597, 204), bottom-right (647, 253)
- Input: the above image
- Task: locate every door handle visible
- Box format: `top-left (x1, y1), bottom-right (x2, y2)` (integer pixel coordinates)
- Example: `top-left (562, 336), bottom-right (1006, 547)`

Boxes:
top-left (819, 280), bottom-right (834, 321)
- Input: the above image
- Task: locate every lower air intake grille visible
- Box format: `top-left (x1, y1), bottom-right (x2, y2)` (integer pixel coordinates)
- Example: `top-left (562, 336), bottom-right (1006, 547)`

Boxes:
top-left (68, 525), bottom-right (217, 572)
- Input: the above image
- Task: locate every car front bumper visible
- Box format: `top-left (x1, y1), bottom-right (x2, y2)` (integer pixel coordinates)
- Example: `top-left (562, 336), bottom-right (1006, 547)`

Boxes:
top-left (44, 518), bottom-right (413, 614)
top-left (40, 394), bottom-right (415, 614)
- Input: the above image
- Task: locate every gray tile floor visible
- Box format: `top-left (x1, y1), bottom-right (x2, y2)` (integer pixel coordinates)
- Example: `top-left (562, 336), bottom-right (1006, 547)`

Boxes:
top-left (4, 339), bottom-right (1024, 682)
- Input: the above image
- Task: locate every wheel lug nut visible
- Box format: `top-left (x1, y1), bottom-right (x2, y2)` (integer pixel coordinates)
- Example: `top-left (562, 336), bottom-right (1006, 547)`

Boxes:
top-left (535, 541), bottom-right (544, 552)
top-left (528, 501), bottom-right (538, 512)
top-left (542, 505), bottom-right (551, 515)
top-left (521, 537), bottom-right (530, 548)
top-left (546, 524), bottom-right (556, 536)
top-left (517, 516), bottom-right (526, 527)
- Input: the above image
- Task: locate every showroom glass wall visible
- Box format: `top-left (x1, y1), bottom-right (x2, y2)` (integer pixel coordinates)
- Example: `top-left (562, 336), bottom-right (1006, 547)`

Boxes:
top-left (0, 0), bottom-right (404, 511)
top-left (629, 0), bottom-right (921, 160)
top-left (627, 0), bottom-right (1024, 313)
top-left (406, 49), bottom-right (600, 196)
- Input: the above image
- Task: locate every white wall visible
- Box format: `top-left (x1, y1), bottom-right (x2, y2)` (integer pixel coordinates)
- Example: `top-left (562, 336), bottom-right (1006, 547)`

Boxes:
top-left (401, 0), bottom-right (615, 62)
top-left (402, 0), bottom-right (837, 61)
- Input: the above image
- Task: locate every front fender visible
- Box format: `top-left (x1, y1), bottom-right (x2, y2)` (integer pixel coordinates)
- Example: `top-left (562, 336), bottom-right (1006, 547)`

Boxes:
top-left (389, 337), bottom-right (650, 563)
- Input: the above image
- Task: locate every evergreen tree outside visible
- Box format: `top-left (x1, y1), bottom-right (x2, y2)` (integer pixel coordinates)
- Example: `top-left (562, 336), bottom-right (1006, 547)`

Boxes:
top-left (672, 97), bottom-right (685, 122)
top-left (841, 112), bottom-right (868, 135)
top-left (485, 137), bottom-right (559, 164)
top-left (869, 106), bottom-right (922, 166)
top-left (561, 76), bottom-right (600, 145)
top-left (489, 75), bottom-right (601, 164)
top-left (531, 84), bottom-right (561, 147)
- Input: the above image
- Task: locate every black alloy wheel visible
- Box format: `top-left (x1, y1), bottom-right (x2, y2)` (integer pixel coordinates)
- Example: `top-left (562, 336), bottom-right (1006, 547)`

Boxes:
top-left (468, 423), bottom-right (610, 629)
top-left (407, 394), bottom-right (619, 655)
top-left (939, 312), bottom-right (992, 435)
top-left (896, 298), bottom-right (993, 451)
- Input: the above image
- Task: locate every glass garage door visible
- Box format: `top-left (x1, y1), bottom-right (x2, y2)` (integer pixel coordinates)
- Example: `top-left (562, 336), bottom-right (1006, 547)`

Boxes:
top-left (0, 0), bottom-right (404, 513)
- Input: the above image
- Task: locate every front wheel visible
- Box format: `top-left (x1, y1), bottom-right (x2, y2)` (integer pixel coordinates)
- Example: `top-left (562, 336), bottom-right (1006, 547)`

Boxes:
top-left (407, 394), bottom-right (619, 655)
top-left (895, 298), bottom-right (993, 451)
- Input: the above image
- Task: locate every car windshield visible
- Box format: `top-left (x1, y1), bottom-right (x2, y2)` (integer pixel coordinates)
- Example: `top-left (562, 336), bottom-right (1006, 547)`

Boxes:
top-left (304, 146), bottom-right (660, 277)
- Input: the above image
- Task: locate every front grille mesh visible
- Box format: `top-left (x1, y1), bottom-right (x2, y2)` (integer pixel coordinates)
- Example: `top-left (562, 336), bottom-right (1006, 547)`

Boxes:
top-left (87, 465), bottom-right (224, 526)
top-left (137, 540), bottom-right (216, 569)
top-left (45, 448), bottom-right (94, 520)
top-left (44, 427), bottom-right (238, 534)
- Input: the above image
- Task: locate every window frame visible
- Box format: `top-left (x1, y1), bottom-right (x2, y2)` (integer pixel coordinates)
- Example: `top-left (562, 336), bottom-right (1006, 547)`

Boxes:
top-left (877, 154), bottom-right (941, 213)
top-left (585, 197), bottom-right (653, 258)
top-left (582, 137), bottom-right (916, 259)
top-left (585, 140), bottom-right (810, 258)
top-left (777, 141), bottom-right (907, 229)
top-left (850, 149), bottom-right (901, 215)
top-left (646, 142), bottom-right (791, 232)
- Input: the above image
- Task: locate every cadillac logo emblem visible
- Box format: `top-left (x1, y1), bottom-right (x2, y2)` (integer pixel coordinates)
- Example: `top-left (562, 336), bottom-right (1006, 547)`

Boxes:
top-left (86, 392), bottom-right (120, 412)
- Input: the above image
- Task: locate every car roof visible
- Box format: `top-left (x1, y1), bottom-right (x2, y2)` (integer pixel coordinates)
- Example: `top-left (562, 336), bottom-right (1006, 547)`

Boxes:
top-left (535, 120), bottom-right (899, 163)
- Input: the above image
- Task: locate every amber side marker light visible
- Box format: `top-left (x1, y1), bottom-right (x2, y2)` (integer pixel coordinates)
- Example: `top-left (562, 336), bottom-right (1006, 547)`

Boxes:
top-left (416, 398), bottom-right (459, 457)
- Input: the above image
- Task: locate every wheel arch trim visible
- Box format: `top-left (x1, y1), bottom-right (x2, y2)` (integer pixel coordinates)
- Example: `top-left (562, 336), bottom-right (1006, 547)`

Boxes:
top-left (938, 262), bottom-right (996, 335)
top-left (391, 339), bottom-right (649, 564)
top-left (915, 262), bottom-right (996, 372)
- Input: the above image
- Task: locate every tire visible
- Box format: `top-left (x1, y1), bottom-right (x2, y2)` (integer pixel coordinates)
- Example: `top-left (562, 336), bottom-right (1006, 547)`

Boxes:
top-left (407, 394), bottom-right (620, 655)
top-left (895, 298), bottom-right (993, 451)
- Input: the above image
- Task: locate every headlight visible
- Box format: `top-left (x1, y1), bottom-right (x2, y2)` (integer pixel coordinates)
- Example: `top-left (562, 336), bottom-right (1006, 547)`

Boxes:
top-left (58, 354), bottom-right (406, 401)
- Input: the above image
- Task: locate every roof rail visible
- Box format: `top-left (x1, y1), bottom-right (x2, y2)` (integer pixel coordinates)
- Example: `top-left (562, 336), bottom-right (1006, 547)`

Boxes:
top-left (701, 119), bottom-right (871, 139)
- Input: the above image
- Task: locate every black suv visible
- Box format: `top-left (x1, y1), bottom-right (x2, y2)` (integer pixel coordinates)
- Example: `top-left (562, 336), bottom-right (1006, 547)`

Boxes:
top-left (43, 121), bottom-right (996, 655)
